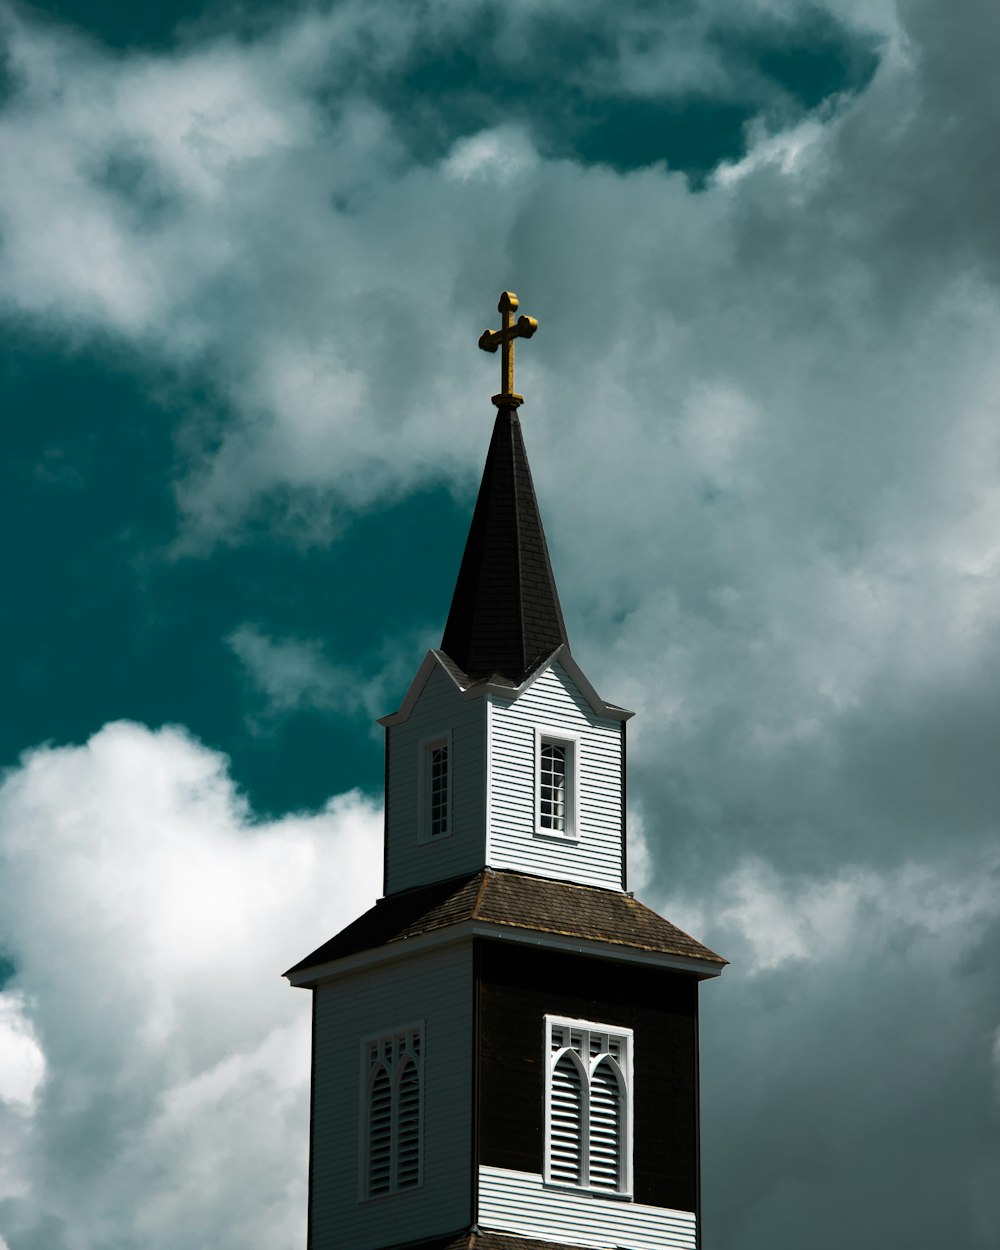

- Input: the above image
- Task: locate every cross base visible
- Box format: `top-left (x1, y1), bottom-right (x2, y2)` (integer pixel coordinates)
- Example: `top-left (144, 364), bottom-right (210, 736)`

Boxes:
top-left (492, 392), bottom-right (524, 409)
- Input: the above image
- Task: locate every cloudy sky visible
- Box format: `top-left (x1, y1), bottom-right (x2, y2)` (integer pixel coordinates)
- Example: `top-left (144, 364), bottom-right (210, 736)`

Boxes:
top-left (1, 0), bottom-right (998, 1246)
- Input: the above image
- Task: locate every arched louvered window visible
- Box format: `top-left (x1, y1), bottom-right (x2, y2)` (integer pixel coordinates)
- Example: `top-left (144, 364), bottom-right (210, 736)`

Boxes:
top-left (367, 1063), bottom-right (393, 1196)
top-left (395, 1055), bottom-right (421, 1189)
top-left (362, 1026), bottom-right (423, 1198)
top-left (589, 1058), bottom-right (624, 1190)
top-left (545, 1016), bottom-right (632, 1195)
top-left (549, 1051), bottom-right (585, 1184)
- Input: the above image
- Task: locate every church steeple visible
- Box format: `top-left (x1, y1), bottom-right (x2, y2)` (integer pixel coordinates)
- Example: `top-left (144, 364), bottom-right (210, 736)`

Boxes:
top-left (440, 403), bottom-right (568, 684)
top-left (286, 289), bottom-right (725, 1250)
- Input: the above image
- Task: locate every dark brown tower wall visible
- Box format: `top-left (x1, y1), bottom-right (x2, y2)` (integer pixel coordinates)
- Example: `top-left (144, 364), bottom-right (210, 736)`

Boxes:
top-left (475, 939), bottom-right (700, 1214)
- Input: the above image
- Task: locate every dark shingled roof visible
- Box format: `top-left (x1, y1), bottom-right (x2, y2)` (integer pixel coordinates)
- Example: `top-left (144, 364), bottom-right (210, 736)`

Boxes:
top-left (285, 869), bottom-right (726, 977)
top-left (440, 404), bottom-right (568, 684)
top-left (380, 1231), bottom-right (606, 1250)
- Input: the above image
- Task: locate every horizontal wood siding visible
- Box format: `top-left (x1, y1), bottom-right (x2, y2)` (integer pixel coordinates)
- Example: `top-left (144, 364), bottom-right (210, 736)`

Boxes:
top-left (476, 941), bottom-right (700, 1213)
top-left (488, 664), bottom-right (623, 889)
top-left (478, 1166), bottom-right (696, 1250)
top-left (386, 665), bottom-right (487, 894)
top-left (310, 945), bottom-right (474, 1250)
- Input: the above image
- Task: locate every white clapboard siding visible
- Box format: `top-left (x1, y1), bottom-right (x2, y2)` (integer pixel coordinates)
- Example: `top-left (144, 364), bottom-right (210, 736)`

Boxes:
top-left (477, 1166), bottom-right (697, 1250)
top-left (386, 664), bottom-right (487, 893)
top-left (310, 946), bottom-right (474, 1250)
top-left (487, 663), bottom-right (624, 889)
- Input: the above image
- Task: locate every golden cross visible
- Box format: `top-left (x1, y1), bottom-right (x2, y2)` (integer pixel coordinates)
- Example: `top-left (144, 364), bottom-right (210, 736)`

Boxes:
top-left (478, 290), bottom-right (538, 408)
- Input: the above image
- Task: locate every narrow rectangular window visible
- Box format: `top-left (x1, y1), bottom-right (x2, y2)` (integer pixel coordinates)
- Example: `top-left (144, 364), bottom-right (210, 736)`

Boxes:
top-left (429, 744), bottom-right (448, 836)
top-left (539, 742), bottom-right (566, 831)
top-left (419, 734), bottom-right (451, 842)
top-left (361, 1025), bottom-right (423, 1199)
top-left (535, 731), bottom-right (578, 838)
top-left (544, 1015), bottom-right (632, 1196)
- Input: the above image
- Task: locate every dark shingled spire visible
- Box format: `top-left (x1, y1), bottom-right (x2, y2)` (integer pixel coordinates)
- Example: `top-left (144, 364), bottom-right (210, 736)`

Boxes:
top-left (441, 405), bottom-right (568, 683)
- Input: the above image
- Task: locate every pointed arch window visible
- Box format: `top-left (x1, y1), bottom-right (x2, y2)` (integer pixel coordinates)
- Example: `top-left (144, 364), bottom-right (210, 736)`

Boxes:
top-left (544, 1016), bottom-right (632, 1196)
top-left (361, 1025), bottom-right (423, 1199)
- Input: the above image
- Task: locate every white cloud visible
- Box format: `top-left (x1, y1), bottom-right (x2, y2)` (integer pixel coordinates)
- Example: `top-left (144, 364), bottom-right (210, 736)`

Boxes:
top-left (225, 622), bottom-right (428, 727)
top-left (668, 853), bottom-right (1000, 975)
top-left (0, 993), bottom-right (45, 1111)
top-left (712, 116), bottom-right (827, 187)
top-left (0, 722), bottom-right (382, 1250)
top-left (443, 125), bottom-right (540, 184)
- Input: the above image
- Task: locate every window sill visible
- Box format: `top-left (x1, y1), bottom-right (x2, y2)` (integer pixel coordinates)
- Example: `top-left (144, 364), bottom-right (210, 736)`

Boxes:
top-left (417, 830), bottom-right (453, 844)
top-left (533, 827), bottom-right (579, 842)
top-left (542, 1180), bottom-right (633, 1201)
top-left (360, 1182), bottom-right (426, 1204)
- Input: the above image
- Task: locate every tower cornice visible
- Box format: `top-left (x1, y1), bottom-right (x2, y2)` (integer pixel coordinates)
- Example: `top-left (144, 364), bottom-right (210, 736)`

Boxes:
top-left (284, 869), bottom-right (726, 987)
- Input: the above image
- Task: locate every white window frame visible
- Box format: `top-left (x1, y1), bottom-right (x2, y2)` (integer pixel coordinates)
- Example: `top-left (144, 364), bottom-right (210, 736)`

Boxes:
top-left (543, 1014), bottom-right (633, 1198)
top-left (418, 732), bottom-right (452, 843)
top-left (358, 1021), bottom-right (425, 1201)
top-left (534, 727), bottom-right (579, 840)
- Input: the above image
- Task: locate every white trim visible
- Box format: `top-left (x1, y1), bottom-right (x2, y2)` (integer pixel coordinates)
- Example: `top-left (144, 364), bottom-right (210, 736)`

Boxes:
top-left (543, 1015), bottom-right (633, 1197)
top-left (377, 648), bottom-right (634, 727)
top-left (534, 726), bottom-right (579, 840)
top-left (484, 698), bottom-right (494, 864)
top-left (358, 1020), bottom-right (425, 1201)
top-left (377, 651), bottom-right (447, 727)
top-left (417, 731), bottom-right (452, 843)
top-left (286, 918), bottom-right (725, 986)
top-left (477, 1165), bottom-right (697, 1250)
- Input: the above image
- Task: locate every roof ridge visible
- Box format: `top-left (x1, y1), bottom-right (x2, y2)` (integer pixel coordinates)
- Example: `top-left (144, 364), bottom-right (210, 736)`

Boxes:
top-left (471, 868), bottom-right (491, 919)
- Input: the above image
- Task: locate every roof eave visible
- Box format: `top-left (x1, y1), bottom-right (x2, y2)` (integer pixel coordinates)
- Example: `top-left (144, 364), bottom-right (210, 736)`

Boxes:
top-left (284, 917), bottom-right (725, 987)
top-left (377, 649), bottom-right (468, 727)
top-left (379, 645), bottom-right (633, 727)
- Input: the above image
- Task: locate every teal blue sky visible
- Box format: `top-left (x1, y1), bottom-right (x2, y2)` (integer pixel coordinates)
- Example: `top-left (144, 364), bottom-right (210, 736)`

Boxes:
top-left (1, 2), bottom-right (999, 1248)
top-left (0, 1), bottom-right (879, 819)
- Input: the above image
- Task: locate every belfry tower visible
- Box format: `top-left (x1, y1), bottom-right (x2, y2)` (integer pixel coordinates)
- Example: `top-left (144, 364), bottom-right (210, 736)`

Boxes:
top-left (285, 292), bottom-right (725, 1250)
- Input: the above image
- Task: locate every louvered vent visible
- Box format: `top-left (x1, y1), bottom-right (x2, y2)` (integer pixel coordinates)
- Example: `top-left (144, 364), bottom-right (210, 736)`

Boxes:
top-left (588, 1059), bottom-right (622, 1189)
top-left (550, 1053), bottom-right (583, 1184)
top-left (364, 1026), bottom-right (422, 1198)
top-left (396, 1056), bottom-right (421, 1189)
top-left (368, 1065), bottom-right (392, 1196)
top-left (545, 1016), bottom-right (631, 1195)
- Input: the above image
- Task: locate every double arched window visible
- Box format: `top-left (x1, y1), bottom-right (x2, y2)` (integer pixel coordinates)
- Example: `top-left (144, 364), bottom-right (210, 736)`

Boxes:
top-left (545, 1016), bottom-right (632, 1195)
top-left (363, 1025), bottom-right (423, 1198)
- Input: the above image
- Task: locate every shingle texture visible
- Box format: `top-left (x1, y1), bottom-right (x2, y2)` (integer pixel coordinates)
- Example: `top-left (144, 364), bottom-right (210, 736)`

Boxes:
top-left (440, 404), bottom-right (568, 683)
top-left (380, 1230), bottom-right (613, 1250)
top-left (285, 869), bottom-right (726, 976)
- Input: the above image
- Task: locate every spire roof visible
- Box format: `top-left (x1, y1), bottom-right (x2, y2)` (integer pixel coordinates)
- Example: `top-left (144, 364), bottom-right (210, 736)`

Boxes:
top-left (440, 404), bottom-right (568, 684)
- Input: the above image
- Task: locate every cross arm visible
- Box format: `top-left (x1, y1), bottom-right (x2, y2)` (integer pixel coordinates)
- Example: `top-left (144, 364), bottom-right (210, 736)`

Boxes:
top-left (478, 315), bottom-right (539, 353)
